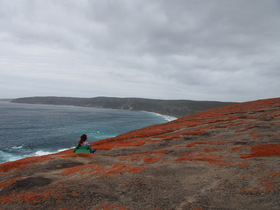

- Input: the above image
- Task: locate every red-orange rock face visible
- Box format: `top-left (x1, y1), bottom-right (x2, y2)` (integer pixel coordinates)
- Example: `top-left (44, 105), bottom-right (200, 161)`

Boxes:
top-left (1, 98), bottom-right (280, 209)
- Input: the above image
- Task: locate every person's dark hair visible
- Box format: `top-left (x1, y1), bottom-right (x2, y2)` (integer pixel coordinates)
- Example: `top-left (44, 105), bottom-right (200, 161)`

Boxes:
top-left (78, 134), bottom-right (87, 146)
top-left (80, 134), bottom-right (87, 141)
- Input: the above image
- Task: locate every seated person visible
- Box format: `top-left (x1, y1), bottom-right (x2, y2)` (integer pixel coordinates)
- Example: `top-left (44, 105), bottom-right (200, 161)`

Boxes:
top-left (74, 134), bottom-right (96, 153)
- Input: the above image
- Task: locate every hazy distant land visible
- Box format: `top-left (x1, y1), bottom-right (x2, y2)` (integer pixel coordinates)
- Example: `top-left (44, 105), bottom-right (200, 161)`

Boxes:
top-left (0, 99), bottom-right (13, 102)
top-left (11, 96), bottom-right (234, 118)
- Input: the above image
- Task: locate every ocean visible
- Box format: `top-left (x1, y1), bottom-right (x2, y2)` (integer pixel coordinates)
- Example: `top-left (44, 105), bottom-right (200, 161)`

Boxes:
top-left (0, 101), bottom-right (175, 164)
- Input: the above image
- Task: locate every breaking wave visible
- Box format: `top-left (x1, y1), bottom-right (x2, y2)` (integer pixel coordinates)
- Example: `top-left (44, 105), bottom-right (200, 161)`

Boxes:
top-left (0, 147), bottom-right (73, 164)
top-left (142, 111), bottom-right (177, 122)
top-left (0, 149), bottom-right (24, 163)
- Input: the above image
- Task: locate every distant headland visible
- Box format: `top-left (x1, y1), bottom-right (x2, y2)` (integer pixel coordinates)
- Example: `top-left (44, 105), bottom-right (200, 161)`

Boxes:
top-left (11, 96), bottom-right (234, 118)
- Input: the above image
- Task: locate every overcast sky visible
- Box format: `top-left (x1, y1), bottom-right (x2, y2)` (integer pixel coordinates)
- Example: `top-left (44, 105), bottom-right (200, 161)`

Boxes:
top-left (0, 0), bottom-right (279, 102)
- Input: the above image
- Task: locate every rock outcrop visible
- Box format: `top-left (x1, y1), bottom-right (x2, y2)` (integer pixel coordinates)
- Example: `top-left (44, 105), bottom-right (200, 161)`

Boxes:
top-left (1, 98), bottom-right (279, 209)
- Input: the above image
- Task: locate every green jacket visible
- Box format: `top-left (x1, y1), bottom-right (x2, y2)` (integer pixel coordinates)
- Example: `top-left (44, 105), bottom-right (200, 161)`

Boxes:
top-left (74, 145), bottom-right (92, 153)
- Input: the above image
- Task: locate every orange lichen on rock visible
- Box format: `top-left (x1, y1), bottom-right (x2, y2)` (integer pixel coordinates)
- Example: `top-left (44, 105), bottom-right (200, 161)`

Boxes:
top-left (208, 122), bottom-right (246, 129)
top-left (117, 149), bottom-right (169, 163)
top-left (176, 152), bottom-right (232, 167)
top-left (191, 99), bottom-right (280, 124)
top-left (130, 157), bottom-right (143, 162)
top-left (241, 171), bottom-right (279, 194)
top-left (231, 144), bottom-right (280, 158)
top-left (203, 147), bottom-right (223, 153)
top-left (101, 164), bottom-right (146, 177)
top-left (249, 132), bottom-right (259, 140)
top-left (62, 164), bottom-right (102, 175)
top-left (207, 116), bottom-right (242, 124)
top-left (121, 149), bottom-right (169, 157)
top-left (62, 163), bottom-right (145, 178)
top-left (92, 138), bottom-right (147, 150)
top-left (230, 146), bottom-right (243, 152)
top-left (0, 155), bottom-right (52, 173)
top-left (187, 140), bottom-right (224, 147)
top-left (240, 187), bottom-right (259, 194)
top-left (144, 157), bottom-right (161, 163)
top-left (59, 152), bottom-right (93, 159)
top-left (0, 188), bottom-right (68, 204)
top-left (240, 144), bottom-right (280, 158)
top-left (258, 177), bottom-right (275, 191)
top-left (236, 162), bottom-right (250, 167)
top-left (107, 125), bottom-right (176, 142)
top-left (159, 133), bottom-right (181, 141)
top-left (181, 130), bottom-right (205, 136)
top-left (120, 156), bottom-right (162, 164)
top-left (235, 126), bottom-right (258, 132)
top-left (85, 98), bottom-right (280, 153)
top-left (191, 207), bottom-right (203, 210)
top-left (0, 177), bottom-right (21, 189)
top-left (267, 171), bottom-right (280, 177)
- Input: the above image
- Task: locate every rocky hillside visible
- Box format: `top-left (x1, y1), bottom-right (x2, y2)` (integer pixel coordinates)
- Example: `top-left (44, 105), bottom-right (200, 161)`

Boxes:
top-left (1, 98), bottom-right (279, 209)
top-left (11, 96), bottom-right (233, 117)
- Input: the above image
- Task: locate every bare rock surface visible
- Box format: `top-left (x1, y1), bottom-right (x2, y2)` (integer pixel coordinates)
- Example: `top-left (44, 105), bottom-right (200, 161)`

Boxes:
top-left (1, 98), bottom-right (279, 209)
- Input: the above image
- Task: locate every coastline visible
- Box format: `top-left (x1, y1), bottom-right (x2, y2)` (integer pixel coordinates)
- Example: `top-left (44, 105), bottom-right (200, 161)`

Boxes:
top-left (0, 102), bottom-right (171, 164)
top-left (11, 96), bottom-right (234, 118)
top-left (141, 110), bottom-right (177, 122)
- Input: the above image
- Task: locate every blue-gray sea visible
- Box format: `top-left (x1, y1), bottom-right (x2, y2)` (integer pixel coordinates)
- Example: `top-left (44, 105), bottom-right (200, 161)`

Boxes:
top-left (0, 101), bottom-right (175, 164)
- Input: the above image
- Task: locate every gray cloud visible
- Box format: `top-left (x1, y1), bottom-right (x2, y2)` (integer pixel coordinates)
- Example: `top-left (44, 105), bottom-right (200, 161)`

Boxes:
top-left (0, 0), bottom-right (279, 102)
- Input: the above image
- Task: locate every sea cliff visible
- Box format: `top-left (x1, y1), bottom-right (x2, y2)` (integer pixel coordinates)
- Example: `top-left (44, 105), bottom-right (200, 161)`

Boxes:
top-left (1, 97), bottom-right (280, 209)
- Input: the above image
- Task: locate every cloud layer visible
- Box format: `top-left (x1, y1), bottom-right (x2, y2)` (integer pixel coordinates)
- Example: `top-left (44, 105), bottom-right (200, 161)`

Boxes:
top-left (0, 0), bottom-right (279, 102)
